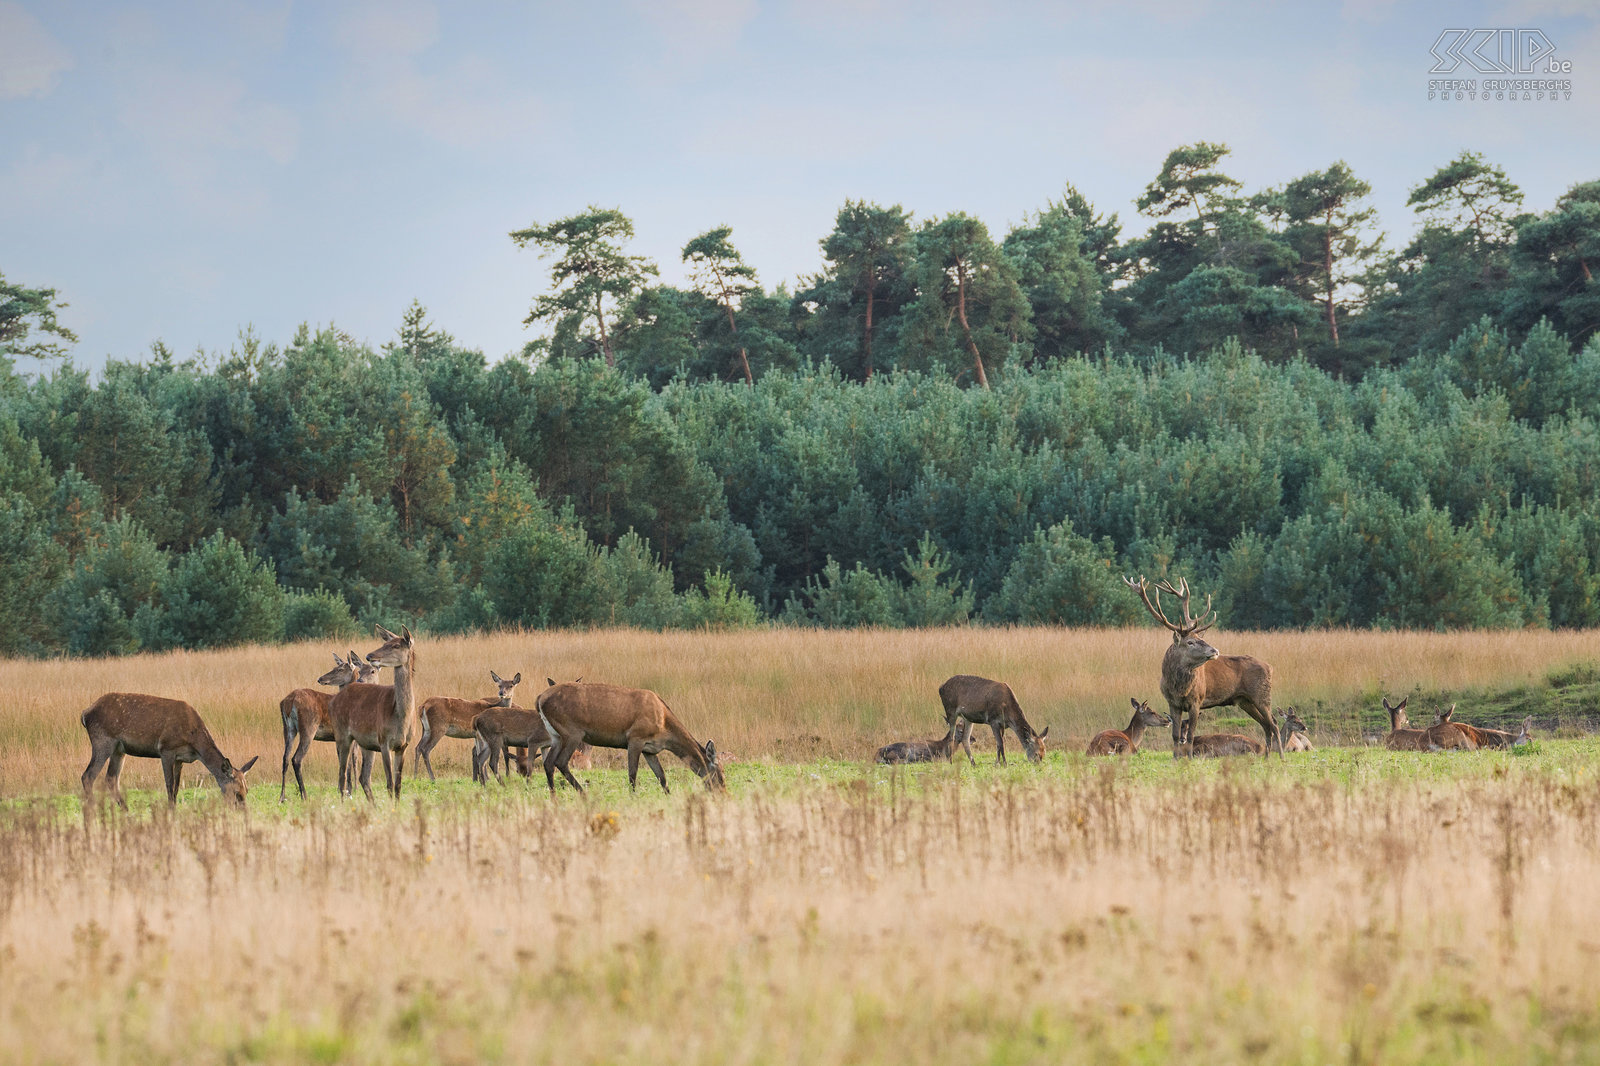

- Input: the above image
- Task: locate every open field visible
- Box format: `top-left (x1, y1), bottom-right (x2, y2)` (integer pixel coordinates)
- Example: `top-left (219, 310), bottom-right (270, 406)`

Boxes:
top-left (4, 747), bottom-right (1600, 1064)
top-left (3, 626), bottom-right (1600, 798)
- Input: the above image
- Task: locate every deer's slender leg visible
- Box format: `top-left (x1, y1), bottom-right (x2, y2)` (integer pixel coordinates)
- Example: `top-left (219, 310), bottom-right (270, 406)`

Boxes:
top-left (992, 722), bottom-right (1007, 765)
top-left (290, 725), bottom-right (314, 799)
top-left (106, 748), bottom-right (129, 810)
top-left (643, 752), bottom-right (669, 794)
top-left (82, 740), bottom-right (113, 803)
top-left (415, 725), bottom-right (438, 782)
top-left (391, 745), bottom-right (405, 799)
top-left (626, 742), bottom-right (642, 791)
top-left (280, 716), bottom-right (296, 802)
top-left (358, 748), bottom-right (376, 802)
top-left (554, 741), bottom-right (586, 793)
top-left (160, 751), bottom-right (180, 806)
top-left (956, 715), bottom-right (977, 766)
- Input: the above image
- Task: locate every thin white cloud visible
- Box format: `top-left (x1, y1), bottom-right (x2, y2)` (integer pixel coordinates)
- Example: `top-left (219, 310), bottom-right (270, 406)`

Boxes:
top-left (0, 2), bottom-right (72, 99)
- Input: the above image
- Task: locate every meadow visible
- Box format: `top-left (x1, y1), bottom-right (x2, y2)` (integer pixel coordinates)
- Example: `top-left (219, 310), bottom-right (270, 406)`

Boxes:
top-left (3, 626), bottom-right (1600, 1064)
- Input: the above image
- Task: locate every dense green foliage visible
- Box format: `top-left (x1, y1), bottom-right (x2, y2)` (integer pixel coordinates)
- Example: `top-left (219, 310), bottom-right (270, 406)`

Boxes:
top-left (1, 146), bottom-right (1597, 653)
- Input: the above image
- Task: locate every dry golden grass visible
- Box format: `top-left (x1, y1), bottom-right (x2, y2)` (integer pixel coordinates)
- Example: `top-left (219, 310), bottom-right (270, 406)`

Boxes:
top-left (4, 756), bottom-right (1600, 1063)
top-left (3, 625), bottom-right (1597, 798)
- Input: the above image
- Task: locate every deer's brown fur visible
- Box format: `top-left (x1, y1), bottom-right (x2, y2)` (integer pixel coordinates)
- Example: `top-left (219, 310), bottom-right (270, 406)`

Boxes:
top-left (329, 625), bottom-right (420, 801)
top-left (1382, 697), bottom-right (1430, 751)
top-left (1425, 704), bottom-right (1479, 751)
top-left (536, 682), bottom-right (723, 794)
top-left (1279, 707), bottom-right (1313, 752)
top-left (875, 721), bottom-right (970, 765)
top-left (1086, 698), bottom-right (1169, 756)
top-left (415, 670), bottom-right (521, 782)
top-left (939, 675), bottom-right (1049, 765)
top-left (81, 693), bottom-right (259, 808)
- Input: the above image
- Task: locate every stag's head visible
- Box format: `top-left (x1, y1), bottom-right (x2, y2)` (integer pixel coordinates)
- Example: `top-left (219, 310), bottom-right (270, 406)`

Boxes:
top-left (1382, 697), bottom-right (1409, 731)
top-left (698, 740), bottom-right (727, 791)
top-left (317, 653), bottom-right (358, 688)
top-left (489, 670), bottom-right (522, 706)
top-left (1130, 698), bottom-right (1170, 731)
top-left (1123, 575), bottom-right (1218, 647)
top-left (218, 755), bottom-right (261, 807)
top-left (365, 625), bottom-right (414, 670)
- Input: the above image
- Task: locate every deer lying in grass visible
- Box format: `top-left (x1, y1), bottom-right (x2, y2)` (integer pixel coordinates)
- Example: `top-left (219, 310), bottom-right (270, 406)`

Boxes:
top-left (939, 675), bottom-right (1049, 765)
top-left (1425, 704), bottom-right (1478, 751)
top-left (1382, 697), bottom-right (1430, 751)
top-left (330, 625), bottom-right (420, 801)
top-left (279, 651), bottom-right (379, 801)
top-left (415, 670), bottom-right (521, 782)
top-left (1124, 576), bottom-right (1279, 757)
top-left (472, 679), bottom-right (593, 783)
top-left (1278, 707), bottom-right (1313, 752)
top-left (81, 694), bottom-right (260, 809)
top-left (1086, 699), bottom-right (1170, 756)
top-left (875, 720), bottom-right (970, 764)
top-left (536, 682), bottom-right (723, 794)
top-left (1431, 705), bottom-right (1529, 750)
top-left (1170, 716), bottom-right (1266, 758)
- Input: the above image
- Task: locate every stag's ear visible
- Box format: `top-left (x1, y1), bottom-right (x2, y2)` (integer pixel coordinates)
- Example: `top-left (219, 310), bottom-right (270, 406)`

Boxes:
top-left (237, 756), bottom-right (260, 775)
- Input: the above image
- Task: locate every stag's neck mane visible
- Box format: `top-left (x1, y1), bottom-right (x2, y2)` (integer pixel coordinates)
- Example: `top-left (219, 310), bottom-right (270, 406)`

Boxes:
top-left (1161, 641), bottom-right (1203, 698)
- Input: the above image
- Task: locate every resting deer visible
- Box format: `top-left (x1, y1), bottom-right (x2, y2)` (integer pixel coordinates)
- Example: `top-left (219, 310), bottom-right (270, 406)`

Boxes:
top-left (329, 625), bottom-right (421, 801)
top-left (1464, 715), bottom-right (1532, 750)
top-left (279, 651), bottom-right (379, 801)
top-left (1171, 716), bottom-right (1266, 758)
top-left (1086, 699), bottom-right (1170, 756)
top-left (415, 670), bottom-right (521, 782)
top-left (1279, 707), bottom-right (1313, 752)
top-left (1425, 704), bottom-right (1478, 751)
top-left (875, 721), bottom-right (970, 764)
top-left (473, 679), bottom-right (593, 783)
top-left (1381, 697), bottom-right (1430, 751)
top-left (939, 675), bottom-right (1049, 765)
top-left (1124, 576), bottom-right (1279, 756)
top-left (536, 682), bottom-right (724, 794)
top-left (81, 693), bottom-right (259, 809)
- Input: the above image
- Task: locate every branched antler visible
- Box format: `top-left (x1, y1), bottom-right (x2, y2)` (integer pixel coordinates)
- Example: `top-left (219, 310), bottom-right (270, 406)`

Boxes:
top-left (1123, 575), bottom-right (1216, 639)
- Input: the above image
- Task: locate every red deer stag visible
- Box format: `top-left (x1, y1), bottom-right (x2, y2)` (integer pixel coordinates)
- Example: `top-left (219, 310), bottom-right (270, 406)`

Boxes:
top-left (1086, 699), bottom-right (1170, 756)
top-left (472, 679), bottom-right (593, 783)
top-left (1124, 575), bottom-right (1279, 757)
top-left (81, 694), bottom-right (259, 809)
top-left (939, 675), bottom-right (1049, 765)
top-left (1279, 707), bottom-right (1313, 752)
top-left (875, 720), bottom-right (970, 765)
top-left (536, 682), bottom-right (723, 794)
top-left (329, 625), bottom-right (421, 801)
top-left (1425, 704), bottom-right (1478, 751)
top-left (415, 670), bottom-right (521, 782)
top-left (1381, 697), bottom-right (1430, 751)
top-left (278, 651), bottom-right (379, 801)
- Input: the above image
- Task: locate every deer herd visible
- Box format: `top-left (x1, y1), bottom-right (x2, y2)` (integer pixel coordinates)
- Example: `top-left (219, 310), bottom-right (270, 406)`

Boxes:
top-left (77, 577), bottom-right (1536, 809)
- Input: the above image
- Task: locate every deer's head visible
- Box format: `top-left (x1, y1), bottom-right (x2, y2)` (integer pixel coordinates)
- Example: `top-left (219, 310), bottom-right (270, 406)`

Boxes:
top-left (317, 654), bottom-right (357, 688)
top-left (1280, 707), bottom-right (1307, 737)
top-left (219, 755), bottom-right (260, 807)
top-left (698, 740), bottom-right (727, 791)
top-left (1382, 696), bottom-right (1409, 731)
top-left (365, 625), bottom-right (414, 670)
top-left (1433, 704), bottom-right (1456, 725)
top-left (1124, 575), bottom-right (1217, 646)
top-left (1131, 698), bottom-right (1170, 730)
top-left (490, 670), bottom-right (522, 706)
top-left (351, 651), bottom-right (380, 684)
top-left (1024, 725), bottom-right (1050, 763)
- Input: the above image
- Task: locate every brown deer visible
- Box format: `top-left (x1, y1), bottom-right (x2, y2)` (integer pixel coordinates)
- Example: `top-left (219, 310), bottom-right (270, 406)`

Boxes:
top-left (536, 682), bottom-right (724, 794)
top-left (329, 625), bottom-right (420, 801)
top-left (1086, 699), bottom-right (1170, 756)
top-left (414, 670), bottom-right (522, 782)
top-left (81, 693), bottom-right (260, 809)
top-left (1124, 575), bottom-right (1279, 756)
top-left (1171, 716), bottom-right (1266, 757)
top-left (278, 651), bottom-right (379, 801)
top-left (472, 679), bottom-right (593, 783)
top-left (1466, 715), bottom-right (1533, 750)
top-left (875, 720), bottom-right (970, 764)
top-left (1425, 704), bottom-right (1478, 751)
top-left (1279, 707), bottom-right (1314, 752)
top-left (939, 675), bottom-right (1050, 765)
top-left (1381, 696), bottom-right (1430, 751)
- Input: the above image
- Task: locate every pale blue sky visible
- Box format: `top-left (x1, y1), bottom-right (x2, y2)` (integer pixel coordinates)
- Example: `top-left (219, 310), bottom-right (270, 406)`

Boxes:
top-left (2, 0), bottom-right (1596, 369)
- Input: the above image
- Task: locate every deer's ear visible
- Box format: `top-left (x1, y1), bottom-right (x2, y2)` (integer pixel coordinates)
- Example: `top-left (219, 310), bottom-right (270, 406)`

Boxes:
top-left (705, 740), bottom-right (718, 761)
top-left (1038, 726), bottom-right (1050, 739)
top-left (1130, 697), bottom-right (1140, 710)
top-left (547, 677), bottom-right (556, 688)
top-left (511, 672), bottom-right (521, 685)
top-left (334, 653), bottom-right (345, 666)
top-left (401, 625), bottom-right (414, 643)
top-left (375, 624), bottom-right (395, 639)
top-left (490, 670), bottom-right (503, 684)
top-left (237, 756), bottom-right (260, 775)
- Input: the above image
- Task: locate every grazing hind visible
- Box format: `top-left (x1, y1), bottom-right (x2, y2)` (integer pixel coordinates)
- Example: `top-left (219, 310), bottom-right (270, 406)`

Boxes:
top-left (82, 693), bottom-right (259, 809)
top-left (1086, 699), bottom-right (1169, 756)
top-left (939, 675), bottom-right (1049, 765)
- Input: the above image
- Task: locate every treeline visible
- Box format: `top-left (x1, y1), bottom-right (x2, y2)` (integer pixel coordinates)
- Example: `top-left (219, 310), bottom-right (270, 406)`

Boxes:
top-left (0, 142), bottom-right (1595, 654)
